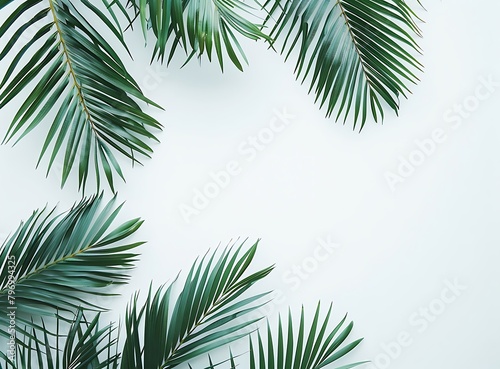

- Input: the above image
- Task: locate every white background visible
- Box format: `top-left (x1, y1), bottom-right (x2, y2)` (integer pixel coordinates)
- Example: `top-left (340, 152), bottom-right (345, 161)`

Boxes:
top-left (1, 0), bottom-right (499, 367)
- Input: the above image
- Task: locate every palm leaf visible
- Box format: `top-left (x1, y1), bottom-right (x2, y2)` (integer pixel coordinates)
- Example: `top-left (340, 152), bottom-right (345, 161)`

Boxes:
top-left (263, 0), bottom-right (423, 130)
top-left (0, 0), bottom-right (162, 191)
top-left (0, 194), bottom-right (143, 339)
top-left (120, 239), bottom-right (274, 369)
top-left (124, 0), bottom-right (271, 71)
top-left (0, 309), bottom-right (118, 369)
top-left (249, 302), bottom-right (367, 369)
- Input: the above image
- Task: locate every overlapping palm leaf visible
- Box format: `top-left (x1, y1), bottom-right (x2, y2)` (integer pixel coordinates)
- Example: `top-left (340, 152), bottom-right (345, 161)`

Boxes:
top-left (263, 0), bottom-right (423, 129)
top-left (125, 0), bottom-right (270, 71)
top-left (0, 229), bottom-right (365, 368)
top-left (120, 240), bottom-right (274, 369)
top-left (0, 195), bottom-right (143, 339)
top-left (0, 0), bottom-right (162, 191)
top-left (0, 309), bottom-right (118, 369)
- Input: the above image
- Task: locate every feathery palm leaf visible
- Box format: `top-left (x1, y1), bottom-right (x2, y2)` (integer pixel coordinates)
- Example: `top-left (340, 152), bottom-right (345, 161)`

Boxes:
top-left (264, 0), bottom-right (423, 130)
top-left (0, 0), bottom-right (162, 191)
top-left (120, 239), bottom-right (274, 369)
top-left (249, 302), bottom-right (366, 369)
top-left (125, 0), bottom-right (270, 71)
top-left (0, 309), bottom-right (118, 369)
top-left (0, 195), bottom-right (143, 339)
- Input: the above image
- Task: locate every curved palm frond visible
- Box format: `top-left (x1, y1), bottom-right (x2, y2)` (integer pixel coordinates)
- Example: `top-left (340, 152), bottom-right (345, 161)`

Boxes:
top-left (0, 309), bottom-right (118, 369)
top-left (0, 0), bottom-right (162, 192)
top-left (120, 239), bottom-right (274, 369)
top-left (249, 302), bottom-right (366, 369)
top-left (124, 0), bottom-right (270, 71)
top-left (0, 195), bottom-right (143, 339)
top-left (263, 0), bottom-right (423, 130)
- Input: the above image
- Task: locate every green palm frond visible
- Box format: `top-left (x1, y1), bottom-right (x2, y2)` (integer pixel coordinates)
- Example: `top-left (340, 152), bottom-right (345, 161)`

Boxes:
top-left (0, 309), bottom-right (118, 369)
top-left (0, 0), bottom-right (162, 191)
top-left (126, 0), bottom-right (270, 71)
top-left (120, 239), bottom-right (274, 369)
top-left (264, 0), bottom-right (423, 130)
top-left (249, 302), bottom-right (367, 369)
top-left (0, 195), bottom-right (143, 338)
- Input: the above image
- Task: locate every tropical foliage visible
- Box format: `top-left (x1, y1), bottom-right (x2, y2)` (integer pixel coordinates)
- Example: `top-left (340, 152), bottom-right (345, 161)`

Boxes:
top-left (0, 0), bottom-right (425, 365)
top-left (0, 198), bottom-right (364, 368)
top-left (249, 304), bottom-right (366, 369)
top-left (126, 0), bottom-right (271, 70)
top-left (120, 243), bottom-right (274, 368)
top-left (0, 0), bottom-right (423, 190)
top-left (0, 195), bottom-right (142, 340)
top-left (0, 0), bottom-right (162, 192)
top-left (1, 310), bottom-right (119, 369)
top-left (263, 0), bottom-right (423, 129)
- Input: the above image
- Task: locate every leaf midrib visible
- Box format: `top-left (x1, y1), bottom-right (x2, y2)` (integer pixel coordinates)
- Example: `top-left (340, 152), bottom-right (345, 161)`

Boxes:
top-left (0, 243), bottom-right (93, 296)
top-left (336, 0), bottom-right (374, 88)
top-left (162, 286), bottom-right (231, 367)
top-left (47, 0), bottom-right (96, 130)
